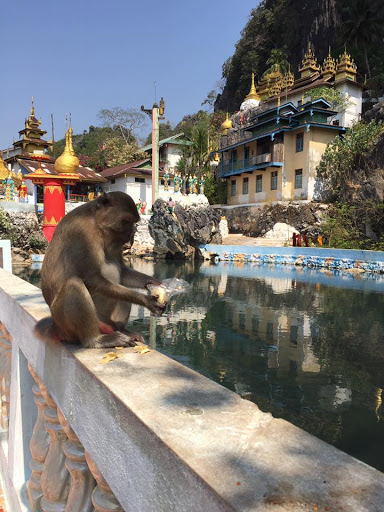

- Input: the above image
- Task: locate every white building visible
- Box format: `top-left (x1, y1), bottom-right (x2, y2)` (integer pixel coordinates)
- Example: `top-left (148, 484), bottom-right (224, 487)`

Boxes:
top-left (100, 158), bottom-right (172, 212)
top-left (142, 133), bottom-right (192, 173)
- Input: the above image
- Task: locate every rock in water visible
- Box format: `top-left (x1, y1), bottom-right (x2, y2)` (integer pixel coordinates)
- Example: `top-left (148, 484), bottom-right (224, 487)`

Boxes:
top-left (148, 199), bottom-right (222, 259)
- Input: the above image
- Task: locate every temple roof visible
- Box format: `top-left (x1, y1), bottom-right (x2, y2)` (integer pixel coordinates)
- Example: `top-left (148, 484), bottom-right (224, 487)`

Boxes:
top-left (141, 133), bottom-right (192, 152)
top-left (18, 157), bottom-right (106, 183)
top-left (101, 158), bottom-right (166, 179)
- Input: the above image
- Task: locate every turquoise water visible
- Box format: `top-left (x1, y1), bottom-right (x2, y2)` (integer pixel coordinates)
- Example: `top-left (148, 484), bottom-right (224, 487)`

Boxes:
top-left (16, 260), bottom-right (384, 472)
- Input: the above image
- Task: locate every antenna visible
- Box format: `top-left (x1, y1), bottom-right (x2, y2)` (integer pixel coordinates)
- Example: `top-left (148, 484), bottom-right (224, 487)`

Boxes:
top-left (51, 113), bottom-right (55, 159)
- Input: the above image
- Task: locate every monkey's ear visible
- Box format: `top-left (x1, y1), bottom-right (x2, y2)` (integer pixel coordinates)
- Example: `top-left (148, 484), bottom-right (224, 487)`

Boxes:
top-left (96, 192), bottom-right (111, 208)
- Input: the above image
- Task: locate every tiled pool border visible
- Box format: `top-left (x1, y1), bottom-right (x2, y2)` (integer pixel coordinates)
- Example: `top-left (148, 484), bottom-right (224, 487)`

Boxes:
top-left (200, 244), bottom-right (384, 273)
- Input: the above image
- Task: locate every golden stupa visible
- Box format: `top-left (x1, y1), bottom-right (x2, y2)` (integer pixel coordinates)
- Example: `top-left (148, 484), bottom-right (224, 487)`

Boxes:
top-left (221, 112), bottom-right (233, 135)
top-left (54, 126), bottom-right (79, 174)
top-left (0, 152), bottom-right (9, 181)
top-left (245, 73), bottom-right (260, 102)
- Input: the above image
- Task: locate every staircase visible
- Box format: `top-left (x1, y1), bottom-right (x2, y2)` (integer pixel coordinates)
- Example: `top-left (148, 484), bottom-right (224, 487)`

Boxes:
top-left (221, 234), bottom-right (289, 247)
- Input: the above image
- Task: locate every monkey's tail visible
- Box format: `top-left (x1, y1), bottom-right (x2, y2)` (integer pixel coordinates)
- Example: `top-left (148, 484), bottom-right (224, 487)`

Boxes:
top-left (34, 317), bottom-right (61, 343)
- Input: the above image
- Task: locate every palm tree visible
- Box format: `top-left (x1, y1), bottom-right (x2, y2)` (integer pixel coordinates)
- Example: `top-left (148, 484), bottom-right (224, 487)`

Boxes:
top-left (342, 0), bottom-right (384, 77)
top-left (265, 48), bottom-right (290, 75)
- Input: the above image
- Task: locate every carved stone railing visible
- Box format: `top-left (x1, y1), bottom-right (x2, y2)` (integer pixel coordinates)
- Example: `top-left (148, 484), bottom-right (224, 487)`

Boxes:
top-left (0, 267), bottom-right (384, 512)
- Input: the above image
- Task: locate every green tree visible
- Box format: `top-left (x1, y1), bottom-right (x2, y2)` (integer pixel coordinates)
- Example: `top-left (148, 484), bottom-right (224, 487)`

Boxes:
top-left (101, 137), bottom-right (145, 168)
top-left (317, 120), bottom-right (382, 201)
top-left (265, 48), bottom-right (290, 75)
top-left (341, 0), bottom-right (384, 78)
top-left (308, 86), bottom-right (352, 112)
top-left (144, 120), bottom-right (175, 145)
top-left (97, 107), bottom-right (148, 145)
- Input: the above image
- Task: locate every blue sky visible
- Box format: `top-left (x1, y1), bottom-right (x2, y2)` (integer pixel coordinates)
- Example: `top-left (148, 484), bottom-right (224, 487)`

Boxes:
top-left (1, 0), bottom-right (258, 150)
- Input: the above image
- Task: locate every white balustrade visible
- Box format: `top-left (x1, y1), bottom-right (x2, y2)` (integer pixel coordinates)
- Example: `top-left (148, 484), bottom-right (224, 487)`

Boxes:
top-left (58, 409), bottom-right (96, 512)
top-left (0, 322), bottom-right (12, 433)
top-left (26, 365), bottom-right (50, 512)
top-left (0, 268), bottom-right (383, 512)
top-left (85, 452), bottom-right (122, 512)
top-left (39, 388), bottom-right (70, 512)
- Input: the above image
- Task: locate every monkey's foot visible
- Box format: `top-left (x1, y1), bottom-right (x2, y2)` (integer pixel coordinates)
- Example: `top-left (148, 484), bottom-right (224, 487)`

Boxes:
top-left (120, 330), bottom-right (146, 346)
top-left (84, 331), bottom-right (142, 349)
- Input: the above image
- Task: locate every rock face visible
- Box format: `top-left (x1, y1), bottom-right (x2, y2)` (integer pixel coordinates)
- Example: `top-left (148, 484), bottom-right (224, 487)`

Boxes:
top-left (219, 202), bottom-right (331, 240)
top-left (129, 216), bottom-right (155, 257)
top-left (148, 199), bottom-right (222, 259)
top-left (0, 207), bottom-right (47, 265)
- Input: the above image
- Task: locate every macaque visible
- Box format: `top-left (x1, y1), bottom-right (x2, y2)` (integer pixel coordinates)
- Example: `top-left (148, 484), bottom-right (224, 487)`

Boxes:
top-left (35, 192), bottom-right (166, 348)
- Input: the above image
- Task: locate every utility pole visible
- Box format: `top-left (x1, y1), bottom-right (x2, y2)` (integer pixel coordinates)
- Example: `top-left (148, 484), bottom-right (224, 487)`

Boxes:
top-left (141, 97), bottom-right (165, 207)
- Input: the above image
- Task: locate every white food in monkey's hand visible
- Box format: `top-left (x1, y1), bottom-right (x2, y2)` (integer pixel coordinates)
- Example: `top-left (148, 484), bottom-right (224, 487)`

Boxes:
top-left (147, 285), bottom-right (168, 305)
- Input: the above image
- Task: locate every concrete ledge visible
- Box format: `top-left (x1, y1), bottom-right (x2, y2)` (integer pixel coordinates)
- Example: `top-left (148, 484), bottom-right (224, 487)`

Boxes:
top-left (0, 240), bottom-right (12, 273)
top-left (0, 268), bottom-right (384, 511)
top-left (0, 202), bottom-right (37, 214)
top-left (201, 244), bottom-right (384, 273)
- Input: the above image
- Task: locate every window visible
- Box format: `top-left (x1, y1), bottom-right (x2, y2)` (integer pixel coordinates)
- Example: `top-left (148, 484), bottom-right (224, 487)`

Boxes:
top-left (111, 179), bottom-right (115, 184)
top-left (244, 146), bottom-right (250, 163)
top-left (252, 316), bottom-right (259, 333)
top-left (266, 322), bottom-right (274, 340)
top-left (239, 313), bottom-right (245, 330)
top-left (295, 169), bottom-right (303, 189)
top-left (243, 177), bottom-right (249, 194)
top-left (256, 174), bottom-right (262, 193)
top-left (160, 179), bottom-right (165, 185)
top-left (231, 180), bottom-right (236, 196)
top-left (296, 133), bottom-right (304, 152)
top-left (135, 177), bottom-right (145, 183)
top-left (231, 150), bottom-right (237, 164)
top-left (271, 171), bottom-right (278, 190)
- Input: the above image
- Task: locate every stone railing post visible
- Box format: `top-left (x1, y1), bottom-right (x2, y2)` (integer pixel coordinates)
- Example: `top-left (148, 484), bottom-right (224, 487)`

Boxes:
top-left (27, 365), bottom-right (50, 512)
top-left (39, 384), bottom-right (70, 511)
top-left (58, 409), bottom-right (96, 512)
top-left (0, 322), bottom-right (12, 432)
top-left (85, 451), bottom-right (123, 512)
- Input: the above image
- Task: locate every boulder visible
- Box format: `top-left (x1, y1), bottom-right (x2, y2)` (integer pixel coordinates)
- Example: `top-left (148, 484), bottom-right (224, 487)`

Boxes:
top-left (148, 199), bottom-right (222, 259)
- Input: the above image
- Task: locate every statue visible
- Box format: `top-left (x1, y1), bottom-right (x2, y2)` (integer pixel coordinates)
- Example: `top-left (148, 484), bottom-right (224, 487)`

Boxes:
top-left (174, 172), bottom-right (180, 193)
top-left (187, 175), bottom-right (193, 195)
top-left (199, 175), bottom-right (205, 195)
top-left (4, 172), bottom-right (16, 202)
top-left (164, 171), bottom-right (169, 191)
top-left (192, 174), bottom-right (198, 195)
top-left (18, 179), bottom-right (28, 202)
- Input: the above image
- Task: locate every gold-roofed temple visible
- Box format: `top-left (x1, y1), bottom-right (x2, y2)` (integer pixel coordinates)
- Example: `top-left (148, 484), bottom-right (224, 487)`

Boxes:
top-left (335, 49), bottom-right (357, 82)
top-left (219, 43), bottom-right (363, 208)
top-left (298, 44), bottom-right (320, 78)
top-left (253, 45), bottom-right (360, 103)
top-left (12, 98), bottom-right (52, 156)
top-left (321, 48), bottom-right (336, 79)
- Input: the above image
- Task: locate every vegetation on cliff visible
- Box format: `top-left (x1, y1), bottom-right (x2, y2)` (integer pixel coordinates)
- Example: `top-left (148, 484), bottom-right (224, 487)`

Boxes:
top-left (215, 0), bottom-right (384, 112)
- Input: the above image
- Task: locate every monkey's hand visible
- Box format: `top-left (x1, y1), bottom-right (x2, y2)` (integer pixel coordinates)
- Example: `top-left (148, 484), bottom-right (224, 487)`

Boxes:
top-left (145, 284), bottom-right (168, 316)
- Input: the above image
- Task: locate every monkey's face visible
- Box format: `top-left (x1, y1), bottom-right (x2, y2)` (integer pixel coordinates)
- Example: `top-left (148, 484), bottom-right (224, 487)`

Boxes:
top-left (96, 192), bottom-right (140, 243)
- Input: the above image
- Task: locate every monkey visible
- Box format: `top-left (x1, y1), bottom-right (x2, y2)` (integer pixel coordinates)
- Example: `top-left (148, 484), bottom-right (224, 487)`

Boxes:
top-left (35, 191), bottom-right (167, 348)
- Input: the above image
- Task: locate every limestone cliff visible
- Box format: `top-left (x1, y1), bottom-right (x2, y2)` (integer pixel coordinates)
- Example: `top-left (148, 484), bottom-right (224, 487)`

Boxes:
top-left (216, 0), bottom-right (343, 111)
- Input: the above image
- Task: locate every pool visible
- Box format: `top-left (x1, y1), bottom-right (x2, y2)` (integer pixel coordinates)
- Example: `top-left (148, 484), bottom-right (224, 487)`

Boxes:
top-left (15, 259), bottom-right (384, 472)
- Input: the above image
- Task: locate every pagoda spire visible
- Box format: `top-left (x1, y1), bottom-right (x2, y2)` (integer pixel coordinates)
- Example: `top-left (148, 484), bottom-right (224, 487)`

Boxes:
top-left (245, 73), bottom-right (260, 101)
top-left (54, 122), bottom-right (79, 174)
top-left (299, 43), bottom-right (320, 78)
top-left (31, 96), bottom-right (35, 117)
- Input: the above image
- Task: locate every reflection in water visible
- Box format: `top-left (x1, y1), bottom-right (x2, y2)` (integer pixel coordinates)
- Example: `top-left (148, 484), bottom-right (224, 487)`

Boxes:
top-left (15, 260), bottom-right (384, 472)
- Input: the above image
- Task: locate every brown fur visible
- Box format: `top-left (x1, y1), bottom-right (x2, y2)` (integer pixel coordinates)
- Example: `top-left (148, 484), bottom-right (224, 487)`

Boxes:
top-left (35, 192), bottom-right (166, 348)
